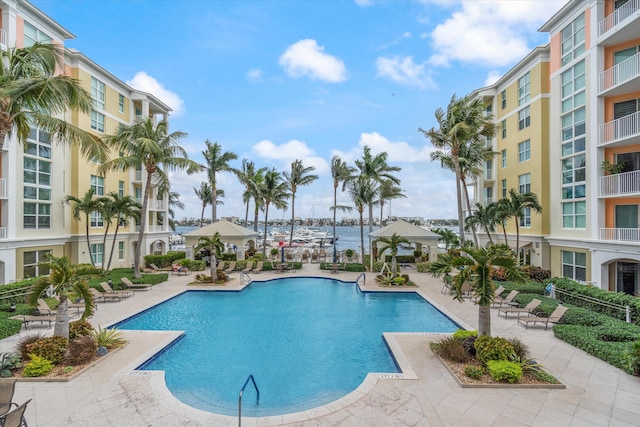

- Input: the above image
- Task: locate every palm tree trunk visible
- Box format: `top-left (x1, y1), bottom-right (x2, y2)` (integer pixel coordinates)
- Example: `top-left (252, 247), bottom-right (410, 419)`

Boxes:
top-left (359, 210), bottom-right (365, 266)
top-left (478, 304), bottom-right (491, 337)
top-left (514, 220), bottom-right (521, 265)
top-left (289, 192), bottom-right (295, 248)
top-left (332, 186), bottom-right (337, 263)
top-left (262, 204), bottom-right (270, 257)
top-left (368, 203), bottom-right (374, 233)
top-left (379, 201), bottom-right (384, 229)
top-left (244, 201), bottom-right (250, 227)
top-left (391, 255), bottom-right (397, 279)
top-left (210, 247), bottom-right (216, 278)
top-left (200, 203), bottom-right (205, 227)
top-left (106, 223), bottom-right (121, 271)
top-left (484, 225), bottom-right (494, 244)
top-left (452, 158), bottom-right (466, 244)
top-left (460, 178), bottom-right (478, 247)
top-left (134, 174), bottom-right (152, 279)
top-left (85, 216), bottom-right (95, 265)
top-left (100, 222), bottom-right (111, 270)
top-left (502, 222), bottom-right (508, 244)
top-left (53, 296), bottom-right (70, 339)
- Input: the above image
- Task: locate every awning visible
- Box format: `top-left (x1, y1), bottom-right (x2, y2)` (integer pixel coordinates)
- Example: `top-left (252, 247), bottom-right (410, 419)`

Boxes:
top-left (507, 240), bottom-right (533, 250)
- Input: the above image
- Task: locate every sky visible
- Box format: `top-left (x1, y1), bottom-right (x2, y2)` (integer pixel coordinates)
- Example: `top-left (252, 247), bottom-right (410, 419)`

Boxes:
top-left (33, 0), bottom-right (568, 222)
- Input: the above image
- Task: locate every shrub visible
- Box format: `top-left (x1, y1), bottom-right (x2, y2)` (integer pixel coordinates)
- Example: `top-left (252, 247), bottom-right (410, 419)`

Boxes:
top-left (173, 258), bottom-right (205, 271)
top-left (432, 336), bottom-right (471, 363)
top-left (501, 281), bottom-right (546, 295)
top-left (26, 336), bottom-right (68, 365)
top-left (0, 353), bottom-right (22, 377)
top-left (15, 333), bottom-right (46, 361)
top-left (474, 336), bottom-right (514, 366)
top-left (392, 277), bottom-right (406, 286)
top-left (92, 327), bottom-right (125, 349)
top-left (452, 330), bottom-right (478, 340)
top-left (66, 336), bottom-right (98, 365)
top-left (486, 360), bottom-right (523, 383)
top-left (463, 365), bottom-right (484, 380)
top-left (508, 338), bottom-right (529, 360)
top-left (144, 252), bottom-right (185, 268)
top-left (462, 336), bottom-right (477, 356)
top-left (69, 320), bottom-right (93, 340)
top-left (22, 354), bottom-right (53, 377)
top-left (625, 339), bottom-right (640, 376)
top-left (521, 266), bottom-right (551, 282)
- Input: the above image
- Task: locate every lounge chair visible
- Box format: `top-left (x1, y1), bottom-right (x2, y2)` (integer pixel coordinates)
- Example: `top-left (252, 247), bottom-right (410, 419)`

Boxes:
top-left (498, 298), bottom-right (542, 318)
top-left (223, 261), bottom-right (236, 274)
top-left (36, 299), bottom-right (54, 316)
top-left (251, 261), bottom-right (264, 274)
top-left (53, 296), bottom-right (87, 317)
top-left (0, 398), bottom-right (31, 427)
top-left (121, 277), bottom-right (152, 291)
top-left (89, 287), bottom-right (122, 303)
top-left (330, 263), bottom-right (340, 274)
top-left (241, 262), bottom-right (254, 273)
top-left (0, 378), bottom-right (18, 418)
top-left (171, 264), bottom-right (189, 276)
top-left (311, 251), bottom-right (318, 263)
top-left (492, 290), bottom-right (519, 308)
top-left (301, 252), bottom-right (309, 263)
top-left (149, 263), bottom-right (165, 273)
top-left (518, 305), bottom-right (569, 330)
top-left (318, 250), bottom-right (327, 263)
top-left (100, 281), bottom-right (134, 299)
top-left (9, 314), bottom-right (56, 330)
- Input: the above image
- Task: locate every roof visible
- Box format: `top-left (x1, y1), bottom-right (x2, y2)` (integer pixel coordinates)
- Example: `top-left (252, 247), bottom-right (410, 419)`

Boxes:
top-left (369, 219), bottom-right (441, 240)
top-left (183, 220), bottom-right (258, 238)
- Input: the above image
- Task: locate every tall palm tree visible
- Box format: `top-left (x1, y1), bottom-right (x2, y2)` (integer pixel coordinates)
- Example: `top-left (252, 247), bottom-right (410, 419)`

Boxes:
top-left (377, 179), bottom-right (405, 228)
top-left (103, 193), bottom-right (140, 271)
top-left (65, 189), bottom-right (105, 265)
top-left (490, 198), bottom-right (513, 245)
top-left (283, 159), bottom-right (318, 247)
top-left (193, 182), bottom-right (212, 227)
top-left (194, 232), bottom-right (225, 278)
top-left (99, 118), bottom-right (201, 278)
top-left (259, 168), bottom-right (289, 256)
top-left (202, 140), bottom-right (237, 223)
top-left (250, 169), bottom-right (267, 232)
top-left (507, 189), bottom-right (543, 261)
top-left (0, 43), bottom-right (108, 160)
top-left (27, 255), bottom-right (95, 339)
top-left (330, 155), bottom-right (356, 262)
top-left (376, 232), bottom-right (410, 278)
top-left (431, 227), bottom-right (460, 250)
top-left (428, 244), bottom-right (526, 336)
top-left (420, 94), bottom-right (495, 244)
top-left (161, 186), bottom-right (184, 233)
top-left (355, 145), bottom-right (401, 232)
top-left (234, 159), bottom-right (268, 227)
top-left (465, 203), bottom-right (495, 245)
top-left (348, 175), bottom-right (378, 265)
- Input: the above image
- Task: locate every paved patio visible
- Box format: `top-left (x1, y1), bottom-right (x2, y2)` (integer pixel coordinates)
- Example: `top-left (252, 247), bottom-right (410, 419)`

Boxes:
top-left (2, 263), bottom-right (639, 426)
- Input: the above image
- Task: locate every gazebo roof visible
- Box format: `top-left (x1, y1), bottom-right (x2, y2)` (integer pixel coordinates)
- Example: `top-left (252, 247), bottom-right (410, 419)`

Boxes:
top-left (369, 219), bottom-right (440, 240)
top-left (183, 220), bottom-right (258, 239)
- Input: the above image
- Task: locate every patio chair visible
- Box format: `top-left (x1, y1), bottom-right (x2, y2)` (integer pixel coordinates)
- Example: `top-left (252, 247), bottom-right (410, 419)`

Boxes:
top-left (223, 261), bottom-right (236, 274)
top-left (301, 252), bottom-right (309, 263)
top-left (53, 295), bottom-right (87, 317)
top-left (36, 299), bottom-right (54, 316)
top-left (89, 287), bottom-right (123, 303)
top-left (330, 263), bottom-right (340, 274)
top-left (311, 251), bottom-right (319, 263)
top-left (100, 281), bottom-right (134, 299)
top-left (0, 398), bottom-right (31, 427)
top-left (491, 290), bottom-right (519, 308)
top-left (241, 262), bottom-right (254, 273)
top-left (121, 277), bottom-right (153, 291)
top-left (171, 264), bottom-right (189, 276)
top-left (318, 250), bottom-right (327, 263)
top-left (498, 298), bottom-right (542, 318)
top-left (8, 314), bottom-right (56, 330)
top-left (149, 263), bottom-right (165, 273)
top-left (251, 261), bottom-right (264, 274)
top-left (0, 378), bottom-right (18, 418)
top-left (518, 305), bottom-right (569, 330)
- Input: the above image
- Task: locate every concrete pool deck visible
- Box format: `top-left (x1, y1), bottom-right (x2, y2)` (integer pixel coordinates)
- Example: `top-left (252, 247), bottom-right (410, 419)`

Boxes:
top-left (2, 264), bottom-right (639, 426)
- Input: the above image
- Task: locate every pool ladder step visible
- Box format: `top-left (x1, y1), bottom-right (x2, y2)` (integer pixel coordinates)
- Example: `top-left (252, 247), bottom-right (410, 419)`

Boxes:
top-left (238, 374), bottom-right (259, 426)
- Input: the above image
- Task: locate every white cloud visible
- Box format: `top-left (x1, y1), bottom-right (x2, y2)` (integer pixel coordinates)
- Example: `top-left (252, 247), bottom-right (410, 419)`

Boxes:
top-left (333, 132), bottom-right (434, 164)
top-left (126, 71), bottom-right (185, 116)
top-left (252, 139), bottom-right (330, 174)
top-left (279, 39), bottom-right (347, 83)
top-left (246, 69), bottom-right (262, 82)
top-left (485, 70), bottom-right (502, 86)
top-left (376, 56), bottom-right (435, 89)
top-left (354, 0), bottom-right (373, 7)
top-left (427, 0), bottom-right (567, 67)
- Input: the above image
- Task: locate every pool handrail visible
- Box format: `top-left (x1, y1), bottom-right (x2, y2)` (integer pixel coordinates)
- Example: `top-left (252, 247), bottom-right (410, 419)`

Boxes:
top-left (356, 272), bottom-right (366, 287)
top-left (238, 374), bottom-right (259, 426)
top-left (240, 272), bottom-right (252, 287)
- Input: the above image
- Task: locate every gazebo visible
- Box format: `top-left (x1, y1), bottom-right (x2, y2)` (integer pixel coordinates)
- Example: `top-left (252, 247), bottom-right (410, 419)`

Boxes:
top-left (369, 219), bottom-right (441, 263)
top-left (182, 220), bottom-right (259, 261)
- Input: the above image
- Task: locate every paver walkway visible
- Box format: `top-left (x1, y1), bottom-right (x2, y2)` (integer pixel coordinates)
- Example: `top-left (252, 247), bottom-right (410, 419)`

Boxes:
top-left (2, 263), bottom-right (639, 426)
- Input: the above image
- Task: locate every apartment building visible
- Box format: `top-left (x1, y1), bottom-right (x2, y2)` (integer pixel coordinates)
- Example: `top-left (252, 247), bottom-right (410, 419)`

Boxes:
top-left (0, 0), bottom-right (171, 283)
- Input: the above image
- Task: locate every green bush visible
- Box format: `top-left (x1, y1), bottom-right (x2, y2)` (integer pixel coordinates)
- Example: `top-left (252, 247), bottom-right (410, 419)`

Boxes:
top-left (26, 336), bottom-right (69, 365)
top-left (521, 266), bottom-right (551, 282)
top-left (22, 354), bottom-right (53, 377)
top-left (508, 338), bottom-right (529, 360)
top-left (392, 277), bottom-right (406, 285)
top-left (69, 320), bottom-right (93, 340)
top-left (474, 336), bottom-right (514, 366)
top-left (463, 365), bottom-right (484, 380)
top-left (144, 252), bottom-right (186, 268)
top-left (625, 339), bottom-right (640, 376)
top-left (0, 353), bottom-right (22, 377)
top-left (416, 262), bottom-right (430, 273)
top-left (501, 281), bottom-right (546, 295)
top-left (15, 333), bottom-right (45, 360)
top-left (452, 329), bottom-right (478, 340)
top-left (486, 360), bottom-right (523, 383)
top-left (92, 327), bottom-right (125, 348)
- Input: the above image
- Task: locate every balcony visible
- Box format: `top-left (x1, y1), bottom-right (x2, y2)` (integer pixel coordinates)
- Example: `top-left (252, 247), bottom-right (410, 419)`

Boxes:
top-left (484, 168), bottom-right (494, 181)
top-left (600, 170), bottom-right (640, 196)
top-left (0, 29), bottom-right (5, 49)
top-left (0, 227), bottom-right (6, 239)
top-left (133, 170), bottom-right (142, 182)
top-left (599, 110), bottom-right (640, 146)
top-left (0, 178), bottom-right (6, 199)
top-left (135, 224), bottom-right (168, 233)
top-left (598, 0), bottom-right (640, 45)
top-left (600, 227), bottom-right (640, 241)
top-left (599, 52), bottom-right (640, 96)
top-left (134, 198), bottom-right (167, 210)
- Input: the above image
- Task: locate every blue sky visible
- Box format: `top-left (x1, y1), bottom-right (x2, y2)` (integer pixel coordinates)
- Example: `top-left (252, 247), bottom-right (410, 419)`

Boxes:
top-left (34, 0), bottom-right (568, 222)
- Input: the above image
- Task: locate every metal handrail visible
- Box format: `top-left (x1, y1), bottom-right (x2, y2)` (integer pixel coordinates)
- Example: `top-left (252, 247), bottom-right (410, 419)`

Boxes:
top-left (553, 287), bottom-right (630, 323)
top-left (356, 272), bottom-right (365, 287)
top-left (240, 272), bottom-right (252, 287)
top-left (238, 374), bottom-right (259, 427)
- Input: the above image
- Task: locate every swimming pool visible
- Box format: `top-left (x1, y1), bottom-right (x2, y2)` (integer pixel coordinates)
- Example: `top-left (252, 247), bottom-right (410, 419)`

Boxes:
top-left (115, 277), bottom-right (459, 416)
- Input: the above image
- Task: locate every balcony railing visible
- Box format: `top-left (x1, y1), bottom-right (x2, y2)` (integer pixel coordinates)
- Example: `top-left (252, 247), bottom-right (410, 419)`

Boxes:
top-left (134, 198), bottom-right (167, 210)
top-left (0, 178), bottom-right (6, 199)
top-left (599, 51), bottom-right (640, 93)
top-left (134, 170), bottom-right (142, 181)
top-left (599, 0), bottom-right (640, 36)
top-left (0, 29), bottom-right (6, 47)
top-left (600, 170), bottom-right (640, 196)
top-left (599, 110), bottom-right (640, 145)
top-left (0, 227), bottom-right (6, 239)
top-left (600, 227), bottom-right (640, 241)
top-left (135, 224), bottom-right (168, 233)
top-left (484, 169), bottom-right (493, 180)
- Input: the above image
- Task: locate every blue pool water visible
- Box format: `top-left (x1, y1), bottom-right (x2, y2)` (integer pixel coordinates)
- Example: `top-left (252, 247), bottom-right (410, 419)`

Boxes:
top-left (115, 277), bottom-right (459, 416)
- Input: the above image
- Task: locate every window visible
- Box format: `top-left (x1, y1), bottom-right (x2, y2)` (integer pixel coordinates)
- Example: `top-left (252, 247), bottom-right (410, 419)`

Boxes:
top-left (91, 175), bottom-right (104, 195)
top-left (24, 203), bottom-right (50, 229)
top-left (90, 210), bottom-right (103, 228)
top-left (520, 207), bottom-right (531, 227)
top-left (518, 72), bottom-right (530, 106)
top-left (518, 173), bottom-right (531, 194)
top-left (561, 14), bottom-right (585, 66)
top-left (23, 21), bottom-right (51, 47)
top-left (561, 61), bottom-right (585, 114)
top-left (118, 241), bottom-right (125, 260)
top-left (561, 107), bottom-right (586, 156)
top-left (119, 180), bottom-right (125, 197)
top-left (562, 201), bottom-right (586, 228)
top-left (562, 251), bottom-right (586, 281)
top-left (23, 250), bottom-right (51, 278)
top-left (118, 94), bottom-right (125, 113)
top-left (501, 179), bottom-right (507, 198)
top-left (25, 128), bottom-right (51, 159)
top-left (562, 154), bottom-right (586, 200)
top-left (90, 243), bottom-right (104, 265)
top-left (501, 150), bottom-right (506, 168)
top-left (484, 186), bottom-right (493, 204)
top-left (91, 111), bottom-right (105, 132)
top-left (518, 140), bottom-right (531, 162)
top-left (518, 106), bottom-right (530, 130)
top-left (501, 120), bottom-right (506, 138)
top-left (485, 159), bottom-right (493, 180)
top-left (91, 77), bottom-right (105, 110)
top-left (24, 128), bottom-right (52, 229)
top-left (501, 90), bottom-right (506, 109)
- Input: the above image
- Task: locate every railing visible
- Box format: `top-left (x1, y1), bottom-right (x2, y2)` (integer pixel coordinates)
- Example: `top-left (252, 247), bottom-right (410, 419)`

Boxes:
top-left (552, 286), bottom-right (630, 323)
top-left (599, 51), bottom-right (640, 93)
top-left (134, 170), bottom-right (142, 181)
top-left (238, 374), bottom-right (259, 427)
top-left (0, 178), bottom-right (6, 198)
top-left (599, 110), bottom-right (640, 145)
top-left (484, 168), bottom-right (493, 180)
top-left (600, 227), bottom-right (640, 241)
top-left (0, 227), bottom-right (6, 239)
top-left (600, 170), bottom-right (640, 196)
top-left (134, 198), bottom-right (167, 210)
top-left (599, 0), bottom-right (640, 36)
top-left (356, 272), bottom-right (366, 287)
top-left (240, 272), bottom-right (251, 286)
top-left (135, 225), bottom-right (168, 233)
top-left (0, 29), bottom-right (6, 47)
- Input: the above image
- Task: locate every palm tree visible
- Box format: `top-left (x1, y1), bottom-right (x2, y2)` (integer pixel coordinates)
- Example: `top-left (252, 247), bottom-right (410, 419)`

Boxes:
top-left (99, 118), bottom-right (201, 278)
top-left (465, 203), bottom-right (495, 245)
top-left (202, 140), bottom-right (237, 223)
top-left (0, 43), bottom-right (108, 159)
top-left (259, 168), bottom-right (289, 256)
top-left (103, 193), bottom-right (140, 271)
top-left (193, 182), bottom-right (212, 227)
top-left (65, 189), bottom-right (105, 265)
top-left (420, 94), bottom-right (495, 244)
top-left (27, 255), bottom-right (95, 339)
top-left (234, 159), bottom-right (268, 227)
top-left (431, 227), bottom-right (459, 250)
top-left (377, 179), bottom-right (405, 228)
top-left (330, 155), bottom-right (356, 262)
top-left (348, 175), bottom-right (378, 264)
top-left (376, 232), bottom-right (409, 278)
top-left (490, 198), bottom-right (513, 245)
top-left (283, 159), bottom-right (318, 247)
top-left (507, 189), bottom-right (542, 261)
top-left (428, 244), bottom-right (526, 336)
top-left (162, 186), bottom-right (184, 233)
top-left (194, 232), bottom-right (225, 278)
top-left (355, 145), bottom-right (401, 232)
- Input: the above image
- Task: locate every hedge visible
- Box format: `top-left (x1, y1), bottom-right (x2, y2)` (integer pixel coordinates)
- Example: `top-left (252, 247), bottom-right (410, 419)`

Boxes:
top-left (144, 252), bottom-right (186, 268)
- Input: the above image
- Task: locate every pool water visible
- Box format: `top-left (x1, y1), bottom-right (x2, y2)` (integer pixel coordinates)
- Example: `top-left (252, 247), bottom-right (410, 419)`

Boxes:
top-left (115, 277), bottom-right (459, 416)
